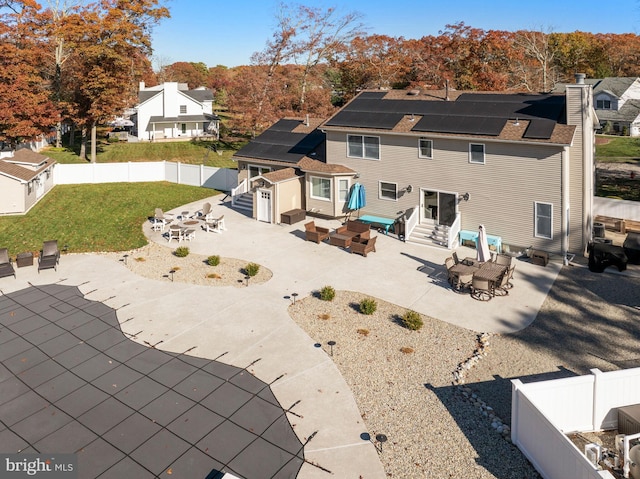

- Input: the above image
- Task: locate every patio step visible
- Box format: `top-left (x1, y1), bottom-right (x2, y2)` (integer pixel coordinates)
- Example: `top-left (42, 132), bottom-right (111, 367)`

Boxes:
top-left (233, 192), bottom-right (253, 212)
top-left (406, 223), bottom-right (450, 248)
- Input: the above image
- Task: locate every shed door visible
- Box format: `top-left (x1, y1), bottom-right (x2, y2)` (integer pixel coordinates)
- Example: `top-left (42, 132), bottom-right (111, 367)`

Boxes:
top-left (257, 189), bottom-right (272, 223)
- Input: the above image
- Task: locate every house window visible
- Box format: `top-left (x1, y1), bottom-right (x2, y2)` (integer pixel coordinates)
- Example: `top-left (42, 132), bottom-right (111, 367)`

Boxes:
top-left (469, 143), bottom-right (485, 164)
top-left (180, 105), bottom-right (187, 114)
top-left (181, 123), bottom-right (186, 134)
top-left (338, 178), bottom-right (349, 202)
top-left (596, 99), bottom-right (611, 109)
top-left (535, 202), bottom-right (553, 239)
top-left (347, 135), bottom-right (380, 160)
top-left (311, 176), bottom-right (331, 200)
top-left (379, 181), bottom-right (397, 201)
top-left (419, 138), bottom-right (433, 158)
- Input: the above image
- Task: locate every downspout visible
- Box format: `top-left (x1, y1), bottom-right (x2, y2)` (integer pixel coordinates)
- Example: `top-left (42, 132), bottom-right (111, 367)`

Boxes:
top-left (582, 85), bottom-right (594, 257)
top-left (562, 146), bottom-right (570, 265)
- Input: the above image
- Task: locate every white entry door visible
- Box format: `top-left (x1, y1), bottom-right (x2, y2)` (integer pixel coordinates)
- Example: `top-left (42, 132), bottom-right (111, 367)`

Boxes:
top-left (256, 189), bottom-right (272, 223)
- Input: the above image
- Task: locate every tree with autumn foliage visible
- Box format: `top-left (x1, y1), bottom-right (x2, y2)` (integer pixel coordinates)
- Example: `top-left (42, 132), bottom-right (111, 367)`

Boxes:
top-left (1, 0), bottom-right (168, 159)
top-left (0, 1), bottom-right (59, 148)
top-left (163, 61), bottom-right (209, 89)
top-left (227, 2), bottom-right (361, 136)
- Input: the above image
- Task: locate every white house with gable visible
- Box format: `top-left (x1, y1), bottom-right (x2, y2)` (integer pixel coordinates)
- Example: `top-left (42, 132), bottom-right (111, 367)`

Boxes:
top-left (133, 82), bottom-right (220, 142)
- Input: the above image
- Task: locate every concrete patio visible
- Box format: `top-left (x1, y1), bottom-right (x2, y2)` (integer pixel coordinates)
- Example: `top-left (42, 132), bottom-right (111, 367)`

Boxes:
top-left (0, 194), bottom-right (573, 478)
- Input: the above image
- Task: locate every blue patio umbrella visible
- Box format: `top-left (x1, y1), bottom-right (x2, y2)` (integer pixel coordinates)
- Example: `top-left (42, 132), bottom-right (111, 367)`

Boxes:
top-left (348, 182), bottom-right (366, 211)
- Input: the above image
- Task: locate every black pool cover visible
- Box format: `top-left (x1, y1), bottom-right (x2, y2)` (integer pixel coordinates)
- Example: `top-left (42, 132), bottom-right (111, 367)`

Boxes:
top-left (0, 284), bottom-right (304, 478)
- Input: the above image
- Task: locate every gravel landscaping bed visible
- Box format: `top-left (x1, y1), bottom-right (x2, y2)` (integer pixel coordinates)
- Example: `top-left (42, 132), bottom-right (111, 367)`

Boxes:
top-left (288, 291), bottom-right (538, 479)
top-left (99, 242), bottom-right (272, 286)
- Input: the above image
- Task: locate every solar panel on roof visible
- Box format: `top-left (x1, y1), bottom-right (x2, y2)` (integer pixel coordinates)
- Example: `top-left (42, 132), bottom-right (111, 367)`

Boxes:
top-left (324, 110), bottom-right (404, 129)
top-left (411, 115), bottom-right (505, 136)
top-left (357, 91), bottom-right (387, 99)
top-left (523, 120), bottom-right (556, 139)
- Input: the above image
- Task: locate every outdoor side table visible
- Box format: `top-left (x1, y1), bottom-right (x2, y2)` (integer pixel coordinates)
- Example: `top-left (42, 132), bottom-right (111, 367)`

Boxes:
top-left (16, 252), bottom-right (34, 267)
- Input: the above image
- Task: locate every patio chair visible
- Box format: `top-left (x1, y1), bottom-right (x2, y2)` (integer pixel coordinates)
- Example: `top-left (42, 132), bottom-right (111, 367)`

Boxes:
top-left (495, 254), bottom-right (512, 267)
top-left (153, 208), bottom-right (173, 231)
top-left (504, 264), bottom-right (516, 289)
top-left (195, 202), bottom-right (213, 221)
top-left (167, 225), bottom-right (183, 243)
top-left (204, 215), bottom-right (226, 233)
top-left (470, 277), bottom-right (493, 301)
top-left (0, 248), bottom-right (16, 279)
top-left (304, 221), bottom-right (330, 244)
top-left (452, 251), bottom-right (460, 264)
top-left (350, 235), bottom-right (377, 257)
top-left (38, 240), bottom-right (60, 273)
top-left (445, 257), bottom-right (456, 286)
top-left (493, 271), bottom-right (511, 296)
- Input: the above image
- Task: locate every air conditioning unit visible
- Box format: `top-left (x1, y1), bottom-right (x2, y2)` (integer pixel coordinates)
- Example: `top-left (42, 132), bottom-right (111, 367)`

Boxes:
top-left (585, 443), bottom-right (603, 467)
top-left (619, 404), bottom-right (640, 435)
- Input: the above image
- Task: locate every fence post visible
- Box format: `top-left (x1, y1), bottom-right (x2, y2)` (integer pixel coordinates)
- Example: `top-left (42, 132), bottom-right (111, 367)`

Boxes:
top-left (590, 368), bottom-right (602, 431)
top-left (511, 379), bottom-right (523, 445)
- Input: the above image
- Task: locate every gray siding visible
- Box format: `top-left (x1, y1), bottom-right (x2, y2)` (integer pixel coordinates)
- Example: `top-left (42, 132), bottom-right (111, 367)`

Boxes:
top-left (566, 84), bottom-right (594, 253)
top-left (326, 131), bottom-right (566, 252)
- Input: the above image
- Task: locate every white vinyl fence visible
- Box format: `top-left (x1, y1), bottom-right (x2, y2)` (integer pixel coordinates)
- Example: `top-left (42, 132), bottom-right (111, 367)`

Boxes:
top-left (54, 161), bottom-right (238, 192)
top-left (594, 197), bottom-right (640, 221)
top-left (511, 367), bottom-right (640, 479)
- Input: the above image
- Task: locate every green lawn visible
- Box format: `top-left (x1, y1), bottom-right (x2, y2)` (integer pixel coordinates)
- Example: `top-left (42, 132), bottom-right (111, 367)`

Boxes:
top-left (596, 135), bottom-right (640, 162)
top-left (44, 138), bottom-right (246, 168)
top-left (0, 182), bottom-right (217, 255)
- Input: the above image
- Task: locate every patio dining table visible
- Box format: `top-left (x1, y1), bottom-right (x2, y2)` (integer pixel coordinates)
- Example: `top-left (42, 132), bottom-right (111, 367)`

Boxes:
top-left (473, 262), bottom-right (508, 295)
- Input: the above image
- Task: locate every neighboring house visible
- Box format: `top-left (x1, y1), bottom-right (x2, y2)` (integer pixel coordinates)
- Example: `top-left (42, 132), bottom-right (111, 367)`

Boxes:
top-left (233, 74), bottom-right (597, 259)
top-left (133, 82), bottom-right (220, 142)
top-left (555, 77), bottom-right (640, 136)
top-left (0, 149), bottom-right (56, 215)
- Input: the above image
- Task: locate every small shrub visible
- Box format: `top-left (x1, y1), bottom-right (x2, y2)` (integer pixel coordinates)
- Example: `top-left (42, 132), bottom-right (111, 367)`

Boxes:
top-left (171, 266), bottom-right (180, 271)
top-left (134, 257), bottom-right (146, 262)
top-left (359, 298), bottom-right (377, 315)
top-left (244, 262), bottom-right (260, 277)
top-left (401, 310), bottom-right (424, 330)
top-left (174, 246), bottom-right (189, 257)
top-left (400, 346), bottom-right (414, 354)
top-left (318, 313), bottom-right (331, 320)
top-left (319, 285), bottom-right (336, 301)
top-left (357, 328), bottom-right (370, 336)
top-left (207, 273), bottom-right (221, 279)
top-left (207, 255), bottom-right (220, 266)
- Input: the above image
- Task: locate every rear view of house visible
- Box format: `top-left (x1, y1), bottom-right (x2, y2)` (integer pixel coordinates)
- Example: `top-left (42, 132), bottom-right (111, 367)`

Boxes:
top-left (231, 74), bottom-right (597, 260)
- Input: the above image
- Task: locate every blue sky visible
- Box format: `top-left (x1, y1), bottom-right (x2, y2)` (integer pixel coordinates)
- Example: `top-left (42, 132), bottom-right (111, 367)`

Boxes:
top-left (151, 0), bottom-right (640, 68)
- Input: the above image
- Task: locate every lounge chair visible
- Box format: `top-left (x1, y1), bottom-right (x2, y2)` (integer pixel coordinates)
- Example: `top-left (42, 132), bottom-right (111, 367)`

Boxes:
top-left (203, 215), bottom-right (226, 233)
top-left (350, 235), bottom-right (377, 257)
top-left (153, 208), bottom-right (173, 231)
top-left (195, 202), bottom-right (213, 221)
top-left (0, 248), bottom-right (16, 279)
top-left (38, 240), bottom-right (60, 273)
top-left (304, 221), bottom-right (330, 244)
